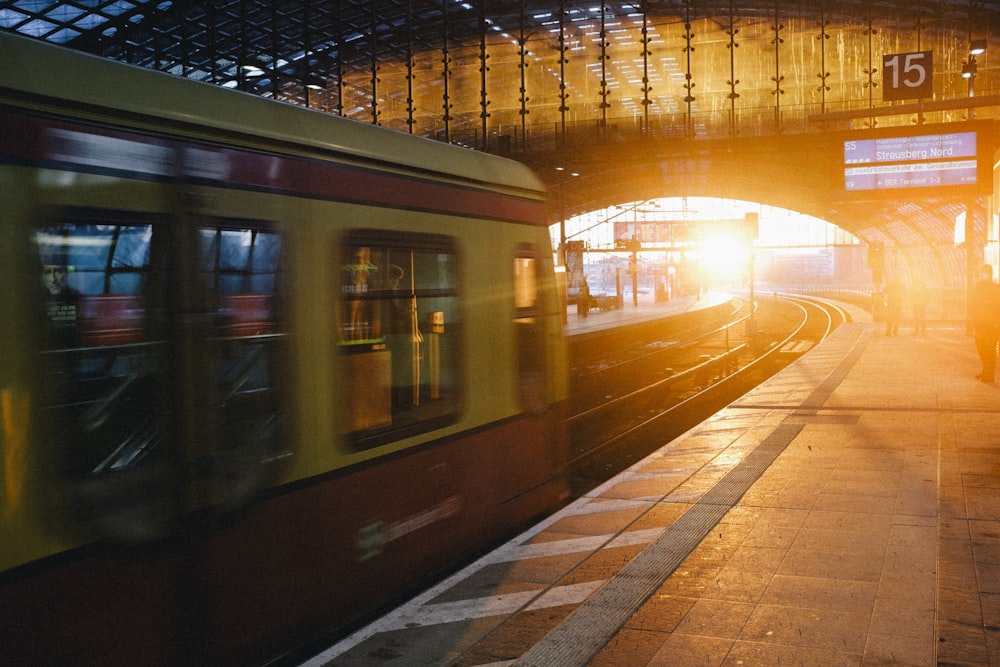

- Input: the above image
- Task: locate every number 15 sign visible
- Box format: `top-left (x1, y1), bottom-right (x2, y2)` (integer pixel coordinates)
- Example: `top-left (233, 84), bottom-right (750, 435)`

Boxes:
top-left (883, 51), bottom-right (933, 101)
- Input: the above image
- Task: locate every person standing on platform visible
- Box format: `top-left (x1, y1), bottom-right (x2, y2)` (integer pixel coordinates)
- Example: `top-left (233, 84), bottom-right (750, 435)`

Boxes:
top-left (909, 276), bottom-right (929, 335)
top-left (577, 276), bottom-right (590, 318)
top-left (970, 264), bottom-right (1000, 383)
top-left (883, 277), bottom-right (904, 336)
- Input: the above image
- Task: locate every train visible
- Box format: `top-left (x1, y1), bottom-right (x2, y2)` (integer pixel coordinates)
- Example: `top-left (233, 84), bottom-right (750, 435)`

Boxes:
top-left (0, 32), bottom-right (568, 665)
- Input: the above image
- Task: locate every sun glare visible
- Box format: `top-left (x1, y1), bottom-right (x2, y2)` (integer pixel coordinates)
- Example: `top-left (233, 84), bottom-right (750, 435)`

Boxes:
top-left (695, 233), bottom-right (750, 284)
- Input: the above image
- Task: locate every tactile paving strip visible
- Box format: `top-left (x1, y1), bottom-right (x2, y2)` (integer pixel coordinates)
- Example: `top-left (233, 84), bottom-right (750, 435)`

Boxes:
top-left (514, 422), bottom-right (804, 667)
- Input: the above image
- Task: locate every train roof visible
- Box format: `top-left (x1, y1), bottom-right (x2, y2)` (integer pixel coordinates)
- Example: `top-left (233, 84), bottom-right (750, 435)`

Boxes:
top-left (0, 32), bottom-right (546, 199)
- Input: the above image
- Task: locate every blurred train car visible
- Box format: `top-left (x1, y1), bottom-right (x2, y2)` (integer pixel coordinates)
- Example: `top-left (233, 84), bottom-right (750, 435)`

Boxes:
top-left (0, 33), bottom-right (567, 665)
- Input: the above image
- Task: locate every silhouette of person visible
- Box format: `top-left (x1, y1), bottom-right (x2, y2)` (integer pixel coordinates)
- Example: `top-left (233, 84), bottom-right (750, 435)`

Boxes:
top-left (884, 277), bottom-right (904, 336)
top-left (577, 276), bottom-right (590, 318)
top-left (909, 276), bottom-right (929, 335)
top-left (970, 264), bottom-right (1000, 383)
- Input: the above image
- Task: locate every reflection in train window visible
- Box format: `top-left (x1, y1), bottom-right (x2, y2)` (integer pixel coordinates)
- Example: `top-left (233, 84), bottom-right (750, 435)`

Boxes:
top-left (340, 231), bottom-right (460, 445)
top-left (514, 246), bottom-right (548, 411)
top-left (37, 218), bottom-right (155, 350)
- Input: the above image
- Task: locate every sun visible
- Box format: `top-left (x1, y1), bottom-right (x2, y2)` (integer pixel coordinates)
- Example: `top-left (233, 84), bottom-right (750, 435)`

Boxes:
top-left (695, 233), bottom-right (751, 284)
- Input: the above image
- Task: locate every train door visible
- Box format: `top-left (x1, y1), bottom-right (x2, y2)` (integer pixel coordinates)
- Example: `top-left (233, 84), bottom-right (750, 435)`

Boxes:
top-left (185, 218), bottom-right (288, 511)
top-left (32, 204), bottom-right (288, 540)
top-left (514, 243), bottom-right (549, 412)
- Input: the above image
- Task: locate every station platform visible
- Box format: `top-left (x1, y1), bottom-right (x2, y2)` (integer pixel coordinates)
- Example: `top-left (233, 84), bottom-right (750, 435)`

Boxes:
top-left (304, 308), bottom-right (1000, 666)
top-left (563, 290), bottom-right (734, 337)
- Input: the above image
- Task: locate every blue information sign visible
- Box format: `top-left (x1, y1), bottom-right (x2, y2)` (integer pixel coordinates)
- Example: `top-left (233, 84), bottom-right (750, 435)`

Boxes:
top-left (845, 161), bottom-right (978, 191)
top-left (843, 131), bottom-right (977, 191)
top-left (844, 132), bottom-right (976, 164)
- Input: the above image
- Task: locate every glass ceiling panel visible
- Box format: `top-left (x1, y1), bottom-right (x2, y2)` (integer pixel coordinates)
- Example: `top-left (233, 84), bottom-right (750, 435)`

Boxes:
top-left (0, 9), bottom-right (28, 27)
top-left (45, 25), bottom-right (79, 41)
top-left (15, 17), bottom-right (57, 36)
top-left (45, 4), bottom-right (84, 21)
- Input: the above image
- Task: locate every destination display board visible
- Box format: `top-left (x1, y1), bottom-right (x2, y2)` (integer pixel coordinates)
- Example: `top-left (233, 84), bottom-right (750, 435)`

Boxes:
top-left (613, 218), bottom-right (751, 247)
top-left (843, 131), bottom-right (977, 191)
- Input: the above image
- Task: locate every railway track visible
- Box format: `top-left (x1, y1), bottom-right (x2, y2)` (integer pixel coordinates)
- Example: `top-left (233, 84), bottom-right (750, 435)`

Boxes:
top-left (567, 293), bottom-right (850, 495)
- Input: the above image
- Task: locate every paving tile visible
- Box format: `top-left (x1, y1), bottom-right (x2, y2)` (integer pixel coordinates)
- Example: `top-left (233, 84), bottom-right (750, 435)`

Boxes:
top-left (673, 598), bottom-right (756, 639)
top-left (647, 632), bottom-right (734, 666)
top-left (823, 478), bottom-right (899, 498)
top-left (740, 604), bottom-right (869, 653)
top-left (428, 554), bottom-right (590, 604)
top-left (338, 616), bottom-right (505, 667)
top-left (937, 618), bottom-right (987, 649)
top-left (937, 562), bottom-right (980, 592)
top-left (760, 575), bottom-right (877, 613)
top-left (802, 509), bottom-right (893, 534)
top-left (973, 543), bottom-right (1000, 571)
top-left (588, 627), bottom-right (671, 667)
top-left (449, 605), bottom-right (576, 667)
top-left (598, 476), bottom-right (690, 501)
top-left (777, 548), bottom-right (882, 582)
top-left (751, 507), bottom-right (811, 529)
top-left (700, 567), bottom-right (774, 604)
top-left (893, 492), bottom-right (937, 517)
top-left (542, 506), bottom-right (649, 537)
top-left (980, 592), bottom-right (1000, 630)
top-left (862, 631), bottom-right (935, 666)
top-left (626, 594), bottom-right (696, 634)
top-left (656, 555), bottom-right (726, 597)
top-left (882, 544), bottom-right (936, 578)
top-left (887, 522), bottom-right (935, 547)
top-left (739, 523), bottom-right (801, 550)
top-left (555, 544), bottom-right (647, 585)
top-left (964, 487), bottom-right (1000, 521)
top-left (986, 628), bottom-right (1000, 663)
top-left (724, 546), bottom-right (788, 574)
top-left (935, 635), bottom-right (990, 666)
top-left (612, 505), bottom-right (687, 536)
top-left (868, 597), bottom-right (934, 639)
top-left (790, 526), bottom-right (888, 557)
top-left (523, 529), bottom-right (595, 545)
top-left (722, 640), bottom-right (861, 666)
top-left (813, 492), bottom-right (896, 515)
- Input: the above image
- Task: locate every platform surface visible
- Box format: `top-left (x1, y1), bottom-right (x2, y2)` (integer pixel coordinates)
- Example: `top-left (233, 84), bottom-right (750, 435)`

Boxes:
top-left (563, 290), bottom-right (733, 337)
top-left (304, 309), bottom-right (1000, 666)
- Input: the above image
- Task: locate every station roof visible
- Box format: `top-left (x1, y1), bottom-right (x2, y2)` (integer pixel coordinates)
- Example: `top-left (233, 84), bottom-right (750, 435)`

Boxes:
top-left (3, 1), bottom-right (996, 100)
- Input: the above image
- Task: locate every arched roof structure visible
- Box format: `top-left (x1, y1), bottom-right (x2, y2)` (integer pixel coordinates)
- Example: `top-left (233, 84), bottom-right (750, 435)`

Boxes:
top-left (4, 2), bottom-right (998, 132)
top-left (3, 0), bottom-right (1000, 288)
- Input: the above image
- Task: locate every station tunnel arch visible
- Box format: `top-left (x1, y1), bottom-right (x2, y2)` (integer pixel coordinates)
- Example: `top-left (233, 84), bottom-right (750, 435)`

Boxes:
top-left (551, 196), bottom-right (965, 320)
top-left (555, 196), bottom-right (862, 287)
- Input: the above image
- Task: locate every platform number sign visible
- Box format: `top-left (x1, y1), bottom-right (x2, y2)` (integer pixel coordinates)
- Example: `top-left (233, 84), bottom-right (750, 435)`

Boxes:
top-left (883, 51), bottom-right (933, 101)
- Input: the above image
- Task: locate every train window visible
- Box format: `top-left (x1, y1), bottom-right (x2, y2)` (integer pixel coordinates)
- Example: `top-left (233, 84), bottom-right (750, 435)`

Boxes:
top-left (514, 246), bottom-right (548, 411)
top-left (339, 231), bottom-right (460, 445)
top-left (197, 224), bottom-right (287, 495)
